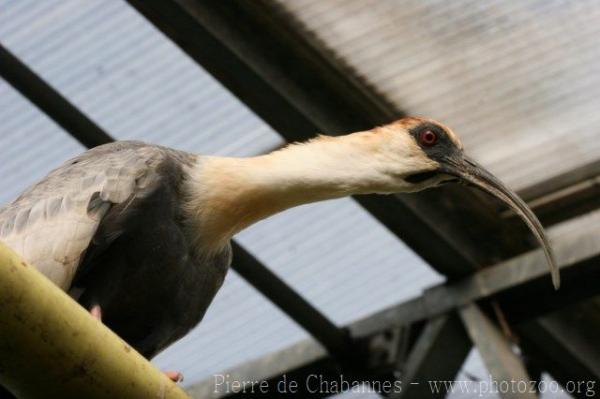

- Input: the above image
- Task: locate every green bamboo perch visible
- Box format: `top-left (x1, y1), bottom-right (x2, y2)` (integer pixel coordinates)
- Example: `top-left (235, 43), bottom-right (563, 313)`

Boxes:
top-left (0, 241), bottom-right (190, 399)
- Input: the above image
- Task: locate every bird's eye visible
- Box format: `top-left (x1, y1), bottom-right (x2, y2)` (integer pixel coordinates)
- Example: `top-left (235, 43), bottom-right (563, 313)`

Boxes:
top-left (419, 130), bottom-right (438, 146)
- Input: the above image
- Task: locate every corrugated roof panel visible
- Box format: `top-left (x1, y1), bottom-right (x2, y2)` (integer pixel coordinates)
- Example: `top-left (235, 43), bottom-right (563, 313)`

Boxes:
top-left (0, 80), bottom-right (84, 205)
top-left (277, 0), bottom-right (600, 192)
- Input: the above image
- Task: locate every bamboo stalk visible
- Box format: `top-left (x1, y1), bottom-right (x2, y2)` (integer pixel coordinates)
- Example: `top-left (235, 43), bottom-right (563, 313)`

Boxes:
top-left (0, 241), bottom-right (190, 399)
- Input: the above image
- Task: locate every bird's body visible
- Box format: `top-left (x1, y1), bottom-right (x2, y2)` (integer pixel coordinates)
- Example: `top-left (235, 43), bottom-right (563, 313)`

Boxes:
top-left (0, 142), bottom-right (230, 357)
top-left (0, 117), bottom-right (559, 360)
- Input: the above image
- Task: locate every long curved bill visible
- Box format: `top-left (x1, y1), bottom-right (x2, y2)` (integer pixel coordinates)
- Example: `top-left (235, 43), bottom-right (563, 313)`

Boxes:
top-left (441, 156), bottom-right (560, 289)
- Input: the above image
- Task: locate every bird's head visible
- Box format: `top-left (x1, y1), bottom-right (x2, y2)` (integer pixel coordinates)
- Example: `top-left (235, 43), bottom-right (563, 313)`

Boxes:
top-left (373, 117), bottom-right (560, 288)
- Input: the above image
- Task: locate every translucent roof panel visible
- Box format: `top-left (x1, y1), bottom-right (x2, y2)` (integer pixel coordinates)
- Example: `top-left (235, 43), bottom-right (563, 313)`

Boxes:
top-left (0, 0), bottom-right (441, 388)
top-left (277, 0), bottom-right (600, 192)
top-left (236, 198), bottom-right (442, 326)
top-left (1, 0), bottom-right (280, 156)
top-left (0, 80), bottom-right (84, 205)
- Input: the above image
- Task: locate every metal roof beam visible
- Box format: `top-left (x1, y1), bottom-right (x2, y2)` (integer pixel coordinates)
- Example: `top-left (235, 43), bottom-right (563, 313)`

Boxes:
top-left (352, 213), bottom-right (600, 337)
top-left (390, 313), bottom-right (470, 399)
top-left (517, 301), bottom-right (600, 387)
top-left (459, 304), bottom-right (536, 399)
top-left (0, 44), bottom-right (112, 148)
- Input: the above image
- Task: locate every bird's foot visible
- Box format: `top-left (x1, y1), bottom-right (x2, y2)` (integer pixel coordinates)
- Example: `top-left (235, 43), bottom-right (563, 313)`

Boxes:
top-left (88, 304), bottom-right (182, 383)
top-left (164, 371), bottom-right (184, 383)
top-left (90, 304), bottom-right (102, 321)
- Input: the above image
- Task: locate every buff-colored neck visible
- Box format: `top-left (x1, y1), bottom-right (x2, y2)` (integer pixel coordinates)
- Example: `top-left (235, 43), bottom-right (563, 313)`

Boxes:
top-left (183, 128), bottom-right (421, 251)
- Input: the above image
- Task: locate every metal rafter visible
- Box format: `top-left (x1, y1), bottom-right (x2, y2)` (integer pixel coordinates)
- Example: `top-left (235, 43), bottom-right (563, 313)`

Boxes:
top-left (352, 211), bottom-right (600, 336)
top-left (459, 304), bottom-right (536, 399)
top-left (390, 314), bottom-right (471, 399)
top-left (0, 44), bottom-right (112, 149)
top-left (517, 303), bottom-right (600, 396)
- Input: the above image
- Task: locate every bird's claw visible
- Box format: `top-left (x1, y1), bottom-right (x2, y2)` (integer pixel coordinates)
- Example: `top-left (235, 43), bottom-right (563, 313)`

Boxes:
top-left (90, 304), bottom-right (102, 321)
top-left (89, 304), bottom-right (183, 384)
top-left (164, 370), bottom-right (184, 383)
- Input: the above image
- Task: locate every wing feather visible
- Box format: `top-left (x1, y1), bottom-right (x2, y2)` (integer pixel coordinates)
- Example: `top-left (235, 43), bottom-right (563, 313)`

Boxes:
top-left (0, 141), bottom-right (195, 290)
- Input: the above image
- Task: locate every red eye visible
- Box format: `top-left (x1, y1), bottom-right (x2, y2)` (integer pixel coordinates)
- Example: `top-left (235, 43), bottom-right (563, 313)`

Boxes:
top-left (420, 130), bottom-right (438, 146)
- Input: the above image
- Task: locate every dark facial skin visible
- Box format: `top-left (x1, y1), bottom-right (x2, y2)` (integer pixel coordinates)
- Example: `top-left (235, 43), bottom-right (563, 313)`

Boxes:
top-left (406, 123), bottom-right (462, 184)
top-left (406, 122), bottom-right (560, 289)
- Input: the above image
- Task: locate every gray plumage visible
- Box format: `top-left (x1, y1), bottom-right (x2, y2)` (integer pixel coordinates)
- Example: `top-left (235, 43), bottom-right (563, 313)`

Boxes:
top-left (0, 141), bottom-right (231, 357)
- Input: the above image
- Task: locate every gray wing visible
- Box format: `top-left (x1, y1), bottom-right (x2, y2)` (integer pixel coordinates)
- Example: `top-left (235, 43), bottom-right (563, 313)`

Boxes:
top-left (0, 141), bottom-right (196, 290)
